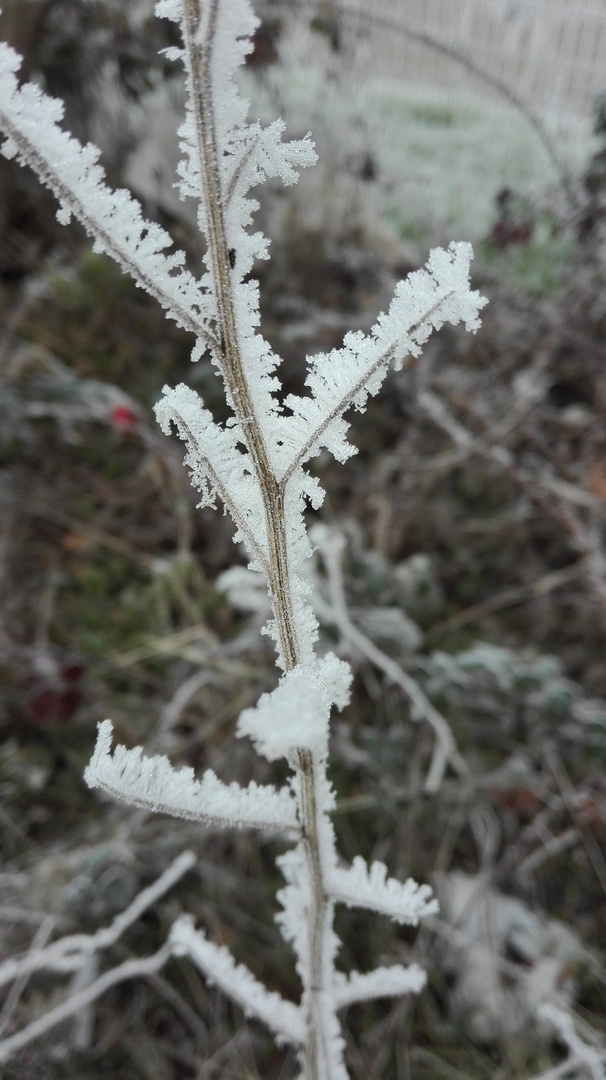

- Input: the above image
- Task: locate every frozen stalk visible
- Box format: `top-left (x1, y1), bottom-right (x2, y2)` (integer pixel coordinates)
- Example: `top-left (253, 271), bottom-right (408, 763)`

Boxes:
top-left (0, 0), bottom-right (486, 1074)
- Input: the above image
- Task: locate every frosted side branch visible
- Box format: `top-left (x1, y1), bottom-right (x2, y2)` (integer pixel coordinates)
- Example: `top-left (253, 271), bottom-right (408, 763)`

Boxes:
top-left (171, 916), bottom-right (305, 1046)
top-left (170, 0), bottom-right (316, 281)
top-left (0, 43), bottom-right (216, 350)
top-left (334, 963), bottom-right (427, 1009)
top-left (155, 383), bottom-right (270, 573)
top-left (279, 242), bottom-right (486, 482)
top-left (85, 721), bottom-right (299, 834)
top-left (329, 857), bottom-right (439, 924)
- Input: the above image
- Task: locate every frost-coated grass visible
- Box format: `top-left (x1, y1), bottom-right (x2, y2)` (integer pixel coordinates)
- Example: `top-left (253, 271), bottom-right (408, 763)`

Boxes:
top-left (0, 1), bottom-right (486, 1075)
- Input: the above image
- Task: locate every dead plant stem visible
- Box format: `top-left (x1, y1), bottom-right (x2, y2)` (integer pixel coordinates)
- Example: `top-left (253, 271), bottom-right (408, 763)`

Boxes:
top-left (182, 3), bottom-right (332, 1074)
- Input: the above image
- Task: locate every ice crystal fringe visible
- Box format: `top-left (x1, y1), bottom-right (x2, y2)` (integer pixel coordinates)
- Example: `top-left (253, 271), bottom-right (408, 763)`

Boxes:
top-left (0, 0), bottom-right (486, 1073)
top-left (334, 964), bottom-right (428, 1009)
top-left (329, 857), bottom-right (440, 925)
top-left (0, 43), bottom-right (216, 346)
top-left (171, 916), bottom-right (306, 1045)
top-left (85, 720), bottom-right (300, 833)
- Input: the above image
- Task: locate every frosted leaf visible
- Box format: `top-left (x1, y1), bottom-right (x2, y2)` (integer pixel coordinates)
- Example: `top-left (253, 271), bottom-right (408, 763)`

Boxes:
top-left (171, 916), bottom-right (305, 1045)
top-left (334, 963), bottom-right (427, 1008)
top-left (85, 721), bottom-right (299, 833)
top-left (329, 856), bottom-right (439, 924)
top-left (279, 243), bottom-right (487, 480)
top-left (358, 606), bottom-right (423, 654)
top-left (154, 384), bottom-right (269, 572)
top-left (160, 46), bottom-right (184, 62)
top-left (317, 652), bottom-right (353, 710)
top-left (453, 643), bottom-right (518, 689)
top-left (155, 0), bottom-right (180, 22)
top-left (0, 135), bottom-right (17, 158)
top-left (236, 654), bottom-right (351, 762)
top-left (237, 670), bottom-right (329, 762)
top-left (173, 0), bottom-right (315, 245)
top-left (0, 42), bottom-right (215, 345)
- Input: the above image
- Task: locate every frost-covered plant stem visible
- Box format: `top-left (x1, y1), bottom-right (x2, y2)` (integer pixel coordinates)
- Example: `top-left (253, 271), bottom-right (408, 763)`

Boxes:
top-left (170, 14), bottom-right (335, 1061)
top-left (171, 13), bottom-right (354, 1067)
top-left (0, 0), bottom-right (486, 1074)
top-left (180, 0), bottom-right (299, 666)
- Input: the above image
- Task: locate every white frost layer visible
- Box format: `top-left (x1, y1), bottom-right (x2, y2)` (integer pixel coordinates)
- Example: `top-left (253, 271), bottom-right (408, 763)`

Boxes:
top-left (154, 383), bottom-right (269, 570)
top-left (236, 653), bottom-right (352, 761)
top-left (171, 916), bottom-right (305, 1046)
top-left (334, 963), bottom-right (427, 1008)
top-left (330, 856), bottom-right (439, 924)
top-left (0, 42), bottom-right (214, 342)
top-left (277, 242), bottom-right (487, 478)
top-left (85, 721), bottom-right (299, 833)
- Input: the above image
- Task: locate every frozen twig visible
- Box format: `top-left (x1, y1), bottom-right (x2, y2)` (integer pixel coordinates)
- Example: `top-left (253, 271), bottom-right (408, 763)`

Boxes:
top-left (151, 668), bottom-right (223, 746)
top-left (0, 850), bottom-right (195, 990)
top-left (517, 827), bottom-right (579, 884)
top-left (0, 915), bottom-right (54, 1038)
top-left (418, 389), bottom-right (606, 613)
top-left (0, 943), bottom-right (173, 1063)
top-left (68, 953), bottom-right (99, 1051)
top-left (427, 562), bottom-right (586, 643)
top-left (312, 523), bottom-right (469, 792)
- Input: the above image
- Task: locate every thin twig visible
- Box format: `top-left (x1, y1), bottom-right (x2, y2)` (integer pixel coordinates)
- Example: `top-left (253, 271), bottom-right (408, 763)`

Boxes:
top-left (0, 851), bottom-right (195, 990)
top-left (0, 915), bottom-right (55, 1038)
top-left (419, 389), bottom-right (606, 614)
top-left (313, 525), bottom-right (469, 793)
top-left (427, 562), bottom-right (586, 643)
top-left (0, 943), bottom-right (173, 1063)
top-left (546, 747), bottom-right (606, 899)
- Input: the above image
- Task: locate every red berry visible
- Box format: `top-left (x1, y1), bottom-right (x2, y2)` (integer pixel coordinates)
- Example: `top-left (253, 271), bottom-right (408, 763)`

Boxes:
top-left (110, 405), bottom-right (138, 432)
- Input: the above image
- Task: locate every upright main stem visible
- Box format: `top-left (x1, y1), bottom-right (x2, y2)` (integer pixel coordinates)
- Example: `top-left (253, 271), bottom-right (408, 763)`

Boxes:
top-left (297, 749), bottom-right (337, 1079)
top-left (183, 0), bottom-right (298, 670)
top-left (182, 3), bottom-right (336, 1076)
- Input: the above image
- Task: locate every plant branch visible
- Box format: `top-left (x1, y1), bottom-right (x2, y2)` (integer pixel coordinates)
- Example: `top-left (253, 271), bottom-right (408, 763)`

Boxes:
top-left (313, 525), bottom-right (469, 792)
top-left (280, 266), bottom-right (483, 487)
top-left (170, 916), bottom-right (305, 1045)
top-left (0, 64), bottom-right (218, 349)
top-left (85, 721), bottom-right (300, 833)
top-left (181, 0), bottom-right (300, 670)
top-left (0, 943), bottom-right (174, 1063)
top-left (334, 963), bottom-right (426, 1009)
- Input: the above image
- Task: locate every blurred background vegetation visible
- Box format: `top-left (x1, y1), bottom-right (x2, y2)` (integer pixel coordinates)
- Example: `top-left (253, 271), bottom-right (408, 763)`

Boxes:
top-left (1, 2), bottom-right (606, 1077)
